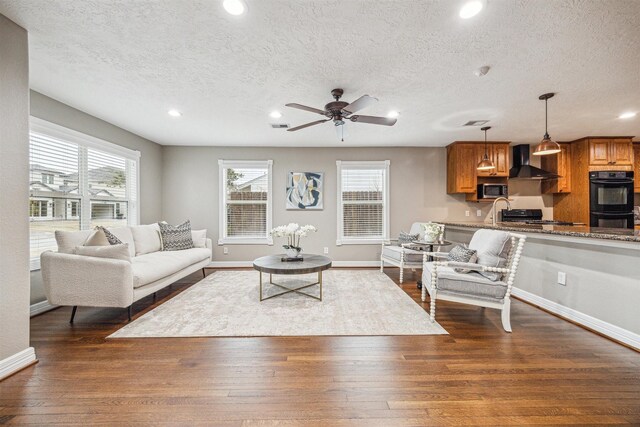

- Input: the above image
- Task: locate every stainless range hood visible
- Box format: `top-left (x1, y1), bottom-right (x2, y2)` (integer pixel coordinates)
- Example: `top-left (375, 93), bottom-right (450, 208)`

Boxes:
top-left (509, 144), bottom-right (560, 179)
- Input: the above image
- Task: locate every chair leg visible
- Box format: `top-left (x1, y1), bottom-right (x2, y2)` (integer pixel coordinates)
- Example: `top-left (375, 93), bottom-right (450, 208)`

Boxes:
top-left (501, 298), bottom-right (512, 333)
top-left (399, 266), bottom-right (404, 284)
top-left (127, 306), bottom-right (132, 322)
top-left (69, 305), bottom-right (77, 324)
top-left (429, 289), bottom-right (437, 323)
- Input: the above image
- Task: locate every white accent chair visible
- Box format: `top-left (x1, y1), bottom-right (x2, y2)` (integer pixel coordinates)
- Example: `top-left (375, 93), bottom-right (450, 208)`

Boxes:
top-left (421, 230), bottom-right (526, 332)
top-left (380, 222), bottom-right (445, 283)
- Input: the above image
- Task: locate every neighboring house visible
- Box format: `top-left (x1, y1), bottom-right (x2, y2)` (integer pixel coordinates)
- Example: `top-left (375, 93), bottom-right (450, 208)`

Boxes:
top-left (29, 164), bottom-right (127, 221)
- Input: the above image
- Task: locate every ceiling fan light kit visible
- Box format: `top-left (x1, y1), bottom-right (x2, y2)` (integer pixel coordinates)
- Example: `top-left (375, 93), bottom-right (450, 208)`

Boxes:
top-left (477, 126), bottom-right (496, 170)
top-left (285, 88), bottom-right (397, 140)
top-left (533, 92), bottom-right (561, 156)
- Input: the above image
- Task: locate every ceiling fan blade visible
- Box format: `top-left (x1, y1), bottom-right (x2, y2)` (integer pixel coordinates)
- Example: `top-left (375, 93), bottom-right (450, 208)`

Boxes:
top-left (342, 95), bottom-right (378, 114)
top-left (287, 119), bottom-right (330, 132)
top-left (349, 115), bottom-right (397, 126)
top-left (285, 103), bottom-right (326, 115)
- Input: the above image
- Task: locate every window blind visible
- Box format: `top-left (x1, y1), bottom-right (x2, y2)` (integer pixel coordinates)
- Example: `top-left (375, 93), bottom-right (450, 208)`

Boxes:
top-left (29, 132), bottom-right (81, 270)
top-left (341, 168), bottom-right (385, 238)
top-left (224, 167), bottom-right (269, 238)
top-left (28, 120), bottom-right (139, 270)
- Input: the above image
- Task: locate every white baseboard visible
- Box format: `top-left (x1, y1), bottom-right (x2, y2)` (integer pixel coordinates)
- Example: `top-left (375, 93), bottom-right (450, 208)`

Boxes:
top-left (208, 260), bottom-right (381, 268)
top-left (512, 287), bottom-right (640, 351)
top-left (30, 300), bottom-right (58, 317)
top-left (0, 347), bottom-right (37, 380)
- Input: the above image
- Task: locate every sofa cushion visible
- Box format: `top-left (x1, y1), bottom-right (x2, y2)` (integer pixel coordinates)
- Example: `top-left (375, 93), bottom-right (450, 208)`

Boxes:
top-left (468, 229), bottom-right (511, 281)
top-left (55, 230), bottom-right (93, 254)
top-left (130, 224), bottom-right (162, 255)
top-left (422, 262), bottom-right (508, 300)
top-left (132, 247), bottom-right (210, 288)
top-left (108, 227), bottom-right (136, 258)
top-left (74, 244), bottom-right (131, 262)
top-left (382, 245), bottom-right (424, 263)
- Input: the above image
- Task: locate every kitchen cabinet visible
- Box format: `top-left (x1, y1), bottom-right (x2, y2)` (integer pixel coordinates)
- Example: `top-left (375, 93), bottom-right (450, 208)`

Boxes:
top-left (588, 138), bottom-right (634, 167)
top-left (447, 143), bottom-right (476, 193)
top-left (447, 141), bottom-right (511, 196)
top-left (541, 143), bottom-right (571, 193)
top-left (634, 143), bottom-right (640, 193)
top-left (475, 143), bottom-right (509, 177)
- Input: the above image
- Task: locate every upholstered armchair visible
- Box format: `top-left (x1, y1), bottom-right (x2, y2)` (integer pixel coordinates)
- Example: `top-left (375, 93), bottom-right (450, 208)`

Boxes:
top-left (380, 222), bottom-right (445, 283)
top-left (421, 229), bottom-right (526, 332)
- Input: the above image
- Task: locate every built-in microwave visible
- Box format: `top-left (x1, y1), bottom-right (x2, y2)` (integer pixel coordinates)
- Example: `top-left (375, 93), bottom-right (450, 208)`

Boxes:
top-left (477, 183), bottom-right (508, 199)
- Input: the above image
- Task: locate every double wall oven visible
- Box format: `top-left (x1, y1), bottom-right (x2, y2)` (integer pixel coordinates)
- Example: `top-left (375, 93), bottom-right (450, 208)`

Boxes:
top-left (589, 171), bottom-right (634, 229)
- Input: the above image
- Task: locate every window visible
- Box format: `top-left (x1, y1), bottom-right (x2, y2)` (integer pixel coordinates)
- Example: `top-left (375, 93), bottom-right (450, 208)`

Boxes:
top-left (336, 160), bottom-right (390, 245)
top-left (29, 118), bottom-right (140, 270)
top-left (218, 160), bottom-right (273, 245)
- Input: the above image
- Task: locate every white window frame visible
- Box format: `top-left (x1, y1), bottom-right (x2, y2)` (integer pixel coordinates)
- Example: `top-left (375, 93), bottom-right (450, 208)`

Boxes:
top-left (218, 159), bottom-right (273, 245)
top-left (336, 160), bottom-right (390, 245)
top-left (29, 117), bottom-right (141, 270)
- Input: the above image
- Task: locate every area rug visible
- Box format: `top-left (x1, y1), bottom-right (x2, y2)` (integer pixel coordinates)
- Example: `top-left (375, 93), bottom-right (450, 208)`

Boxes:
top-left (109, 269), bottom-right (447, 338)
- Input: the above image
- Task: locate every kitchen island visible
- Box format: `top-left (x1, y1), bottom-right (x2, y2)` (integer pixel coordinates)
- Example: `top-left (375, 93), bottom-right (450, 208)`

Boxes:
top-left (442, 221), bottom-right (640, 350)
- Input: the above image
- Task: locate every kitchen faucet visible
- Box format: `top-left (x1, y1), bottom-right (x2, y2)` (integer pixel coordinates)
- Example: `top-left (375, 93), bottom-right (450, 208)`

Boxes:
top-left (492, 197), bottom-right (511, 226)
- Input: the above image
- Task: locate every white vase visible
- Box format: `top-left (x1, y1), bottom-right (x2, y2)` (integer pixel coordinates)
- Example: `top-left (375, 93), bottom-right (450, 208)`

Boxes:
top-left (424, 231), bottom-right (439, 243)
top-left (285, 247), bottom-right (302, 258)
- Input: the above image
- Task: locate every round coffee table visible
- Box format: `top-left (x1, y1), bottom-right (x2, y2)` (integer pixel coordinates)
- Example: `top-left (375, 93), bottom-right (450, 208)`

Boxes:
top-left (253, 254), bottom-right (332, 301)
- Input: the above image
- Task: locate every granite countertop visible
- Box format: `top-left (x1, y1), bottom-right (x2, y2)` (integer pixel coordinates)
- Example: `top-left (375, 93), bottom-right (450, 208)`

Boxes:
top-left (442, 221), bottom-right (640, 243)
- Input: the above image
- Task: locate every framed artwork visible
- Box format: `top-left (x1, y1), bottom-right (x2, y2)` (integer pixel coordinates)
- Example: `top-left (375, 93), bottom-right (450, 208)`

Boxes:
top-left (286, 172), bottom-right (323, 210)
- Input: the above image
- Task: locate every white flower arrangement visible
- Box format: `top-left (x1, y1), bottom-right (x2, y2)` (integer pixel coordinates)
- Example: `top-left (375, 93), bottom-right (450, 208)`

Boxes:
top-left (422, 222), bottom-right (442, 243)
top-left (270, 223), bottom-right (317, 250)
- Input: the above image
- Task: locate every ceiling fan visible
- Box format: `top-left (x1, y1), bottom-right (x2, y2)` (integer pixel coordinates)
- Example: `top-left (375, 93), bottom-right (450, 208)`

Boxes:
top-left (285, 88), bottom-right (397, 136)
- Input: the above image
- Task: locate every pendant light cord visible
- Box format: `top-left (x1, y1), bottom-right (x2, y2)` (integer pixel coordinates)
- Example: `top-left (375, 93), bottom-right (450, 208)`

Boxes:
top-left (544, 98), bottom-right (549, 139)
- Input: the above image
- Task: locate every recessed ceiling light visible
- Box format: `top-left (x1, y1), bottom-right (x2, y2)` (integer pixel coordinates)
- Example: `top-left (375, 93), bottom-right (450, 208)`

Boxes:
top-left (269, 111), bottom-right (282, 119)
top-left (387, 111), bottom-right (400, 118)
top-left (618, 112), bottom-right (637, 119)
top-left (223, 0), bottom-right (246, 16)
top-left (459, 0), bottom-right (483, 19)
top-left (167, 109), bottom-right (182, 117)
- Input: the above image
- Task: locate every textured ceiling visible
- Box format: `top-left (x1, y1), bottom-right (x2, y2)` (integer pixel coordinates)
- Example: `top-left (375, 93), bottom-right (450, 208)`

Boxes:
top-left (1, 0), bottom-right (639, 147)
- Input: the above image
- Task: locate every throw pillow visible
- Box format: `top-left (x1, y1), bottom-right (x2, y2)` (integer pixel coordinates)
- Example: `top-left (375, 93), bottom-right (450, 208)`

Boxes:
top-left (468, 229), bottom-right (511, 281)
top-left (159, 220), bottom-right (194, 251)
top-left (85, 227), bottom-right (110, 246)
top-left (191, 229), bottom-right (207, 248)
top-left (398, 231), bottom-right (419, 245)
top-left (74, 244), bottom-right (131, 262)
top-left (447, 244), bottom-right (478, 273)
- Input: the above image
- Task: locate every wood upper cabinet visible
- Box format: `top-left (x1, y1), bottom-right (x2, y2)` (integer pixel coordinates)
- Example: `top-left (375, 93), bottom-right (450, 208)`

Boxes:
top-left (447, 143), bottom-right (476, 193)
top-left (541, 143), bottom-right (571, 194)
top-left (588, 138), bottom-right (634, 167)
top-left (634, 143), bottom-right (640, 193)
top-left (474, 143), bottom-right (510, 177)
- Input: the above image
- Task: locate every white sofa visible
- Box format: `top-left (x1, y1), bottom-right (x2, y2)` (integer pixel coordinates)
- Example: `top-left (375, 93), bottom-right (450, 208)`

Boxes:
top-left (41, 224), bottom-right (212, 322)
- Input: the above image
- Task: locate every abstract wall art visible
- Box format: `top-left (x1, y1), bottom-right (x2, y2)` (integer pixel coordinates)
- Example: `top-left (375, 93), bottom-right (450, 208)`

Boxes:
top-left (286, 172), bottom-right (323, 210)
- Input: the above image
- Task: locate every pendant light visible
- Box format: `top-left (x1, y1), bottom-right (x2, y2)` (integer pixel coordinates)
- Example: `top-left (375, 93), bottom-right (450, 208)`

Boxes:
top-left (533, 93), bottom-right (561, 156)
top-left (477, 126), bottom-right (495, 170)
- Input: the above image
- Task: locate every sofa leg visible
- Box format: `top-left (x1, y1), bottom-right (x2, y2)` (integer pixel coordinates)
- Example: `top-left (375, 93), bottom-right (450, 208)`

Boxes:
top-left (127, 306), bottom-right (132, 322)
top-left (69, 306), bottom-right (77, 324)
top-left (202, 267), bottom-right (206, 278)
top-left (153, 292), bottom-right (157, 302)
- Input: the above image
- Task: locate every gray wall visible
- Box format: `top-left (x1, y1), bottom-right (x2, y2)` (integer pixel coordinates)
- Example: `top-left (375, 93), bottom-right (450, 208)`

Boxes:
top-left (29, 92), bottom-right (164, 304)
top-left (161, 146), bottom-right (552, 263)
top-left (0, 15), bottom-right (31, 360)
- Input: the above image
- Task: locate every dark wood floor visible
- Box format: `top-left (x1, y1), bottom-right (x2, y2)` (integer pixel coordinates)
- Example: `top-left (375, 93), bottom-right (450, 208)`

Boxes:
top-left (1, 268), bottom-right (639, 426)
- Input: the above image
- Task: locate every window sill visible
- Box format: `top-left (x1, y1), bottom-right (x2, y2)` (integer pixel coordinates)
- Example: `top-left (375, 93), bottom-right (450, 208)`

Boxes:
top-left (336, 238), bottom-right (390, 246)
top-left (218, 238), bottom-right (274, 246)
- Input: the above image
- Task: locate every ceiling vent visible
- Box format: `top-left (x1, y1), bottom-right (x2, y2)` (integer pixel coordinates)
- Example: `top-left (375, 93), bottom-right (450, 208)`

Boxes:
top-left (270, 123), bottom-right (289, 129)
top-left (463, 120), bottom-right (489, 126)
